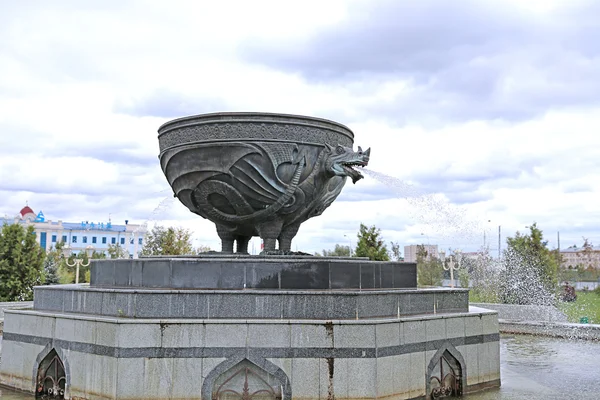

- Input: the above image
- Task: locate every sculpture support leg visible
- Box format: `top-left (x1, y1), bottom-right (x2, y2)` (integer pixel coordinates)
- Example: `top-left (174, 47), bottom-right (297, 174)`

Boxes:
top-left (216, 224), bottom-right (235, 253)
top-left (236, 236), bottom-right (251, 253)
top-left (278, 223), bottom-right (301, 253)
top-left (258, 220), bottom-right (284, 253)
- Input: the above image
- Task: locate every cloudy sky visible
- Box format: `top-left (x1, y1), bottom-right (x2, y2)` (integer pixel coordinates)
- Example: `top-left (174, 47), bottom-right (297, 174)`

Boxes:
top-left (2, 0), bottom-right (599, 255)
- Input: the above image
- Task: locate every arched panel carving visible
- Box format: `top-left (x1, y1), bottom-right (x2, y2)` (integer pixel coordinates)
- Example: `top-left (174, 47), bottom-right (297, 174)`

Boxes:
top-left (213, 359), bottom-right (281, 400)
top-left (426, 341), bottom-right (467, 399)
top-left (202, 356), bottom-right (291, 400)
top-left (35, 349), bottom-right (66, 399)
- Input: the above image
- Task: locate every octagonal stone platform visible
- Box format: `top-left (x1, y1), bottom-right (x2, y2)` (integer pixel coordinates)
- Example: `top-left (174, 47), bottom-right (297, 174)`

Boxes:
top-left (0, 255), bottom-right (500, 399)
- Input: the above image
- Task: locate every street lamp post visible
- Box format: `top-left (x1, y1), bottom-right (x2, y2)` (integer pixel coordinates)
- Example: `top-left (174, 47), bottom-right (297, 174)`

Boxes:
top-left (442, 249), bottom-right (462, 288)
top-left (64, 245), bottom-right (94, 284)
top-left (343, 234), bottom-right (353, 256)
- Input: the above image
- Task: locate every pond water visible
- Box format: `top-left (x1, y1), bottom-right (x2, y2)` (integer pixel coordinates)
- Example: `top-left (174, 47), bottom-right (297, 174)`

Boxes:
top-left (1, 334), bottom-right (599, 399)
top-left (465, 334), bottom-right (600, 400)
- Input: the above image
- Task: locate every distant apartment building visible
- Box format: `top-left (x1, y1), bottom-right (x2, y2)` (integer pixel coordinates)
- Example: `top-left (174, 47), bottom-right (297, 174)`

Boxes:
top-left (560, 245), bottom-right (600, 269)
top-left (404, 244), bottom-right (439, 263)
top-left (0, 205), bottom-right (147, 259)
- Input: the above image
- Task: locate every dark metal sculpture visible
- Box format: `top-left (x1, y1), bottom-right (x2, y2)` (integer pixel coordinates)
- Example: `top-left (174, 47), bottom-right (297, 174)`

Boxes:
top-left (158, 112), bottom-right (369, 254)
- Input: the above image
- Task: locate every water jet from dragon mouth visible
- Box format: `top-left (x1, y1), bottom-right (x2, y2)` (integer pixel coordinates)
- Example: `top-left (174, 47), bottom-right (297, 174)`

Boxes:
top-left (361, 168), bottom-right (487, 243)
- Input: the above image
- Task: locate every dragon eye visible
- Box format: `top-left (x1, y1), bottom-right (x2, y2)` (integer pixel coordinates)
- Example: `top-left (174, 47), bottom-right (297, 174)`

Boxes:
top-left (336, 146), bottom-right (344, 154)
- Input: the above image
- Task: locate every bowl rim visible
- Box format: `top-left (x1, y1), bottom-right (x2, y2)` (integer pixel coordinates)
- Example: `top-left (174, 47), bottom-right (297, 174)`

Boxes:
top-left (157, 111), bottom-right (354, 136)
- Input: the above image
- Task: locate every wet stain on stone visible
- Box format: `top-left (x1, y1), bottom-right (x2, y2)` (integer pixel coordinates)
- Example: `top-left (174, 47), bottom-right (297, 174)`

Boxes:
top-left (324, 321), bottom-right (334, 341)
top-left (326, 357), bottom-right (335, 400)
top-left (160, 322), bottom-right (169, 343)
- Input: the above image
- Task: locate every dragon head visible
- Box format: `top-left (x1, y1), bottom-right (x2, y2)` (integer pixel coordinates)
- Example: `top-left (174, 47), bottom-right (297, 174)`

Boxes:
top-left (324, 144), bottom-right (370, 184)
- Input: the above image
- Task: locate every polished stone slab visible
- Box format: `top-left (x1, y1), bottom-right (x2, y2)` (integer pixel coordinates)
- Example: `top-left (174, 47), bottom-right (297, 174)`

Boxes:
top-left (90, 255), bottom-right (417, 290)
top-left (33, 285), bottom-right (468, 320)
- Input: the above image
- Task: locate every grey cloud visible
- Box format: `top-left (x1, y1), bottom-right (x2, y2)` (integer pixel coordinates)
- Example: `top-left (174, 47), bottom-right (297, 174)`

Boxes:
top-left (114, 89), bottom-right (231, 118)
top-left (0, 179), bottom-right (162, 199)
top-left (562, 183), bottom-right (593, 194)
top-left (243, 0), bottom-right (527, 79)
top-left (53, 145), bottom-right (159, 167)
top-left (322, 219), bottom-right (366, 232)
top-left (368, 217), bottom-right (410, 233)
top-left (239, 0), bottom-right (600, 124)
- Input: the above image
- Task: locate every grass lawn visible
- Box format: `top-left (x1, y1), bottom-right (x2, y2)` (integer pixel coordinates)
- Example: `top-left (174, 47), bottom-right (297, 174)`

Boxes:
top-left (558, 291), bottom-right (600, 324)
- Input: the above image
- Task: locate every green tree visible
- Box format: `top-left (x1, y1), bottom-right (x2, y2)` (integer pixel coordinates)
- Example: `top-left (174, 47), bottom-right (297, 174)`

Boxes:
top-left (196, 244), bottom-right (213, 253)
top-left (141, 225), bottom-right (195, 256)
top-left (0, 224), bottom-right (46, 301)
top-left (322, 244), bottom-right (352, 257)
top-left (468, 248), bottom-right (500, 303)
top-left (416, 245), bottom-right (444, 287)
top-left (107, 244), bottom-right (128, 259)
top-left (354, 224), bottom-right (390, 261)
top-left (500, 223), bottom-right (559, 305)
top-left (389, 241), bottom-right (402, 261)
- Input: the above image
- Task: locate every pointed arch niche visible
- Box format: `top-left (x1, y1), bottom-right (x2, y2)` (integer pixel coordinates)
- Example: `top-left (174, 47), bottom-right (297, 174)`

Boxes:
top-left (35, 348), bottom-right (66, 399)
top-left (210, 359), bottom-right (284, 400)
top-left (426, 342), bottom-right (467, 399)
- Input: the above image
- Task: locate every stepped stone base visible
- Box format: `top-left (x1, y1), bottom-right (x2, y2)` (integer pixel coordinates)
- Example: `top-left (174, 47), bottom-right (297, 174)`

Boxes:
top-left (0, 256), bottom-right (501, 399)
top-left (0, 307), bottom-right (500, 400)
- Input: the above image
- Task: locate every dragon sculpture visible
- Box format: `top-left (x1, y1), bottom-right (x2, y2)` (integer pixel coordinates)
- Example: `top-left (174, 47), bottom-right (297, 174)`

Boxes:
top-left (178, 142), bottom-right (370, 254)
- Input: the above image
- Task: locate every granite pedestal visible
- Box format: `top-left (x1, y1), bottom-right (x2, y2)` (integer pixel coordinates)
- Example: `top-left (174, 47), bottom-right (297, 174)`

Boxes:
top-left (0, 256), bottom-right (501, 399)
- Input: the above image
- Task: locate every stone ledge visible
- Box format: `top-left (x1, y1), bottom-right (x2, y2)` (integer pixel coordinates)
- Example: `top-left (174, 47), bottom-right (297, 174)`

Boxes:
top-left (32, 287), bottom-right (469, 320)
top-left (471, 302), bottom-right (568, 323)
top-left (499, 319), bottom-right (600, 341)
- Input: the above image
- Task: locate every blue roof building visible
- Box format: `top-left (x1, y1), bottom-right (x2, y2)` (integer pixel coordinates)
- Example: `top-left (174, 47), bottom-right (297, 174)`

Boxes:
top-left (0, 205), bottom-right (147, 259)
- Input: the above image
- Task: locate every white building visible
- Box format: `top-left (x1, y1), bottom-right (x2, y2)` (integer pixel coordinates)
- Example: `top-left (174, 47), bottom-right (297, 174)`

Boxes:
top-left (404, 244), bottom-right (439, 263)
top-left (0, 205), bottom-right (147, 259)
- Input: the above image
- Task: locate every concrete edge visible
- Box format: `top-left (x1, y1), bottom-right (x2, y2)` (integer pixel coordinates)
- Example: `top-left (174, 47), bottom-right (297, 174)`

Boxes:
top-left (499, 319), bottom-right (600, 341)
top-left (3, 307), bottom-right (497, 325)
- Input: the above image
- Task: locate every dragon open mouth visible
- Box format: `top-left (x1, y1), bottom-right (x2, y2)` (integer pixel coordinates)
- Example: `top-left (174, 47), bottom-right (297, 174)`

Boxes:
top-left (341, 161), bottom-right (367, 184)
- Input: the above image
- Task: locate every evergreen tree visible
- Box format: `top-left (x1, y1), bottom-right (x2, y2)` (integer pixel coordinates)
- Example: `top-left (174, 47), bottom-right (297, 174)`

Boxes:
top-left (44, 242), bottom-right (64, 285)
top-left (354, 224), bottom-right (389, 261)
top-left (141, 225), bottom-right (195, 256)
top-left (0, 224), bottom-right (46, 301)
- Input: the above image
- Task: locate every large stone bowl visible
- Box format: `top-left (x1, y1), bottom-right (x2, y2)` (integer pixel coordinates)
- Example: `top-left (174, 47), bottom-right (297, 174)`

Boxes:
top-left (158, 112), bottom-right (369, 253)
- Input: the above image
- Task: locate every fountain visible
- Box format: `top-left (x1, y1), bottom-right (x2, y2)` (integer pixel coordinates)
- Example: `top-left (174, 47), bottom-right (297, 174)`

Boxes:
top-left (0, 112), bottom-right (500, 399)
